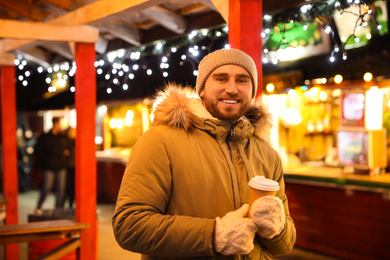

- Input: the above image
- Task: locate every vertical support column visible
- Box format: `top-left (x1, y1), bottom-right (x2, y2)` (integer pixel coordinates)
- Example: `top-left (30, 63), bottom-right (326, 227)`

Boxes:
top-left (228, 0), bottom-right (263, 99)
top-left (0, 65), bottom-right (19, 258)
top-left (74, 43), bottom-right (97, 260)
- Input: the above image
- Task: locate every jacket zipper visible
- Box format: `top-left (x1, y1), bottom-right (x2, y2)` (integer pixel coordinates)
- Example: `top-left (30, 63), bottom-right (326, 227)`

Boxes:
top-left (230, 126), bottom-right (236, 137)
top-left (227, 123), bottom-right (237, 159)
top-left (223, 122), bottom-right (241, 209)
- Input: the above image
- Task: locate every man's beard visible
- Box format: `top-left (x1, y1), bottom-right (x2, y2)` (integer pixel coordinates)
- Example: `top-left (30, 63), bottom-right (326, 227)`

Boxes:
top-left (203, 95), bottom-right (251, 122)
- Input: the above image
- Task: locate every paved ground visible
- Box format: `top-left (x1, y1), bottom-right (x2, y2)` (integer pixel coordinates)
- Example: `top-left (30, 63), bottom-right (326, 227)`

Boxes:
top-left (1, 190), bottom-right (340, 260)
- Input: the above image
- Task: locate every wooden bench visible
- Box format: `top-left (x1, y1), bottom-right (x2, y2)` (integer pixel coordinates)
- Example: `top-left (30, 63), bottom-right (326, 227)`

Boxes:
top-left (0, 219), bottom-right (89, 259)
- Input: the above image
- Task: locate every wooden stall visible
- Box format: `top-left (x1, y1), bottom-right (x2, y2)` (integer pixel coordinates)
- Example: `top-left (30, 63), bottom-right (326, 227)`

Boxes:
top-left (284, 166), bottom-right (390, 260)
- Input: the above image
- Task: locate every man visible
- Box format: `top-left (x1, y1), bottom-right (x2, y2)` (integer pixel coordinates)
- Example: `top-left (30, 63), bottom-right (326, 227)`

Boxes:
top-left (36, 117), bottom-right (69, 210)
top-left (112, 48), bottom-right (296, 259)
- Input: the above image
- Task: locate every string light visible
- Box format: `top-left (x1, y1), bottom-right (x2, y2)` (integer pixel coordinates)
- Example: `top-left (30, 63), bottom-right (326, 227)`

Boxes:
top-left (363, 72), bottom-right (373, 82)
top-left (15, 2), bottom-right (386, 97)
top-left (334, 74), bottom-right (343, 84)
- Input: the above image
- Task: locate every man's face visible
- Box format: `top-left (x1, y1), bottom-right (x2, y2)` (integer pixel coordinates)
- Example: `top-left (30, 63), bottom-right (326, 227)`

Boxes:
top-left (199, 65), bottom-right (253, 122)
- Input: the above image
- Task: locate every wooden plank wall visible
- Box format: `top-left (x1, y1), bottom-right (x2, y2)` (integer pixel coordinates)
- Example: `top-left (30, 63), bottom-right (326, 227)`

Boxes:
top-left (285, 181), bottom-right (390, 260)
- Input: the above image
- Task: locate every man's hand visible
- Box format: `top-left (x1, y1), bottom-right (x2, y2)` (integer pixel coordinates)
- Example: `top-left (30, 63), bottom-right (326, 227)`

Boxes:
top-left (214, 204), bottom-right (257, 255)
top-left (250, 196), bottom-right (285, 239)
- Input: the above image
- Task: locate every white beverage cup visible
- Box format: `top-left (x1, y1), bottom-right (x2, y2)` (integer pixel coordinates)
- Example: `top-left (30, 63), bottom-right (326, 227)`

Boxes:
top-left (248, 176), bottom-right (279, 218)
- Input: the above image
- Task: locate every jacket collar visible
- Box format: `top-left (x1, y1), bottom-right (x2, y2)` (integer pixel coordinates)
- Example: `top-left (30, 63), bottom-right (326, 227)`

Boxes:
top-left (151, 83), bottom-right (273, 141)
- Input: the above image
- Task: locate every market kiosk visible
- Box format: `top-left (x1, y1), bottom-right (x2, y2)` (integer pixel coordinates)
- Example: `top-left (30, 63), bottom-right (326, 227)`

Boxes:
top-left (337, 89), bottom-right (387, 174)
top-left (283, 86), bottom-right (390, 260)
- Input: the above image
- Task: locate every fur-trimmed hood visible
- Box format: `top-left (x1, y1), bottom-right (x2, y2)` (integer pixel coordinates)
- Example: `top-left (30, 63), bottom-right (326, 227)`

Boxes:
top-left (152, 83), bottom-right (274, 141)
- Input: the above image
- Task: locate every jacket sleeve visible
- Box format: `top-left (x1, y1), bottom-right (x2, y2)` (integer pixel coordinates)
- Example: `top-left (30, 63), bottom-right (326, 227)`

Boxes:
top-left (257, 151), bottom-right (296, 257)
top-left (112, 128), bottom-right (215, 258)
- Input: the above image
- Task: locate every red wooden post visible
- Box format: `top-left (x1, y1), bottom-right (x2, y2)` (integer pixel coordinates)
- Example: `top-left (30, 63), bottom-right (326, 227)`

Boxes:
top-left (74, 43), bottom-right (97, 260)
top-left (0, 65), bottom-right (19, 258)
top-left (228, 0), bottom-right (263, 99)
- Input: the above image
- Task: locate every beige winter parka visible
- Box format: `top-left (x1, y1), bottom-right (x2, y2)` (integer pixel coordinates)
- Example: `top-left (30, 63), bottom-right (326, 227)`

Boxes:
top-left (112, 84), bottom-right (296, 260)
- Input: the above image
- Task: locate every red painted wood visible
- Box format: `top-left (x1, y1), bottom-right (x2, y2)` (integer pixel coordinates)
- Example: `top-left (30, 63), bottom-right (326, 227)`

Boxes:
top-left (285, 181), bottom-right (390, 260)
top-left (0, 65), bottom-right (19, 259)
top-left (228, 0), bottom-right (263, 99)
top-left (74, 43), bottom-right (97, 260)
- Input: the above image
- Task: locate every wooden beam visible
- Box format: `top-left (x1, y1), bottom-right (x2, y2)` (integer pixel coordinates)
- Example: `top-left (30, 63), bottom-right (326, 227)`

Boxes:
top-left (68, 42), bottom-right (76, 57)
top-left (197, 0), bottom-right (219, 11)
top-left (141, 5), bottom-right (188, 34)
top-left (0, 39), bottom-right (41, 53)
top-left (0, 19), bottom-right (99, 43)
top-left (0, 0), bottom-right (50, 21)
top-left (16, 48), bottom-right (51, 67)
top-left (41, 41), bottom-right (74, 59)
top-left (0, 0), bottom-right (167, 52)
top-left (180, 3), bottom-right (210, 16)
top-left (50, 0), bottom-right (167, 25)
top-left (40, 0), bottom-right (78, 11)
top-left (0, 52), bottom-right (14, 65)
top-left (0, 3), bottom-right (25, 20)
top-left (210, 0), bottom-right (228, 22)
top-left (97, 20), bottom-right (141, 46)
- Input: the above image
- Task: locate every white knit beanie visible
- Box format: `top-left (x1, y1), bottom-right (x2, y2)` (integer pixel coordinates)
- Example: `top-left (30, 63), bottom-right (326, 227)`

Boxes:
top-left (195, 48), bottom-right (258, 98)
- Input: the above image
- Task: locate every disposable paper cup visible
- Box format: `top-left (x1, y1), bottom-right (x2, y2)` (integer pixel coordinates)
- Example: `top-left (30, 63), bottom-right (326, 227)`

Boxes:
top-left (248, 176), bottom-right (279, 218)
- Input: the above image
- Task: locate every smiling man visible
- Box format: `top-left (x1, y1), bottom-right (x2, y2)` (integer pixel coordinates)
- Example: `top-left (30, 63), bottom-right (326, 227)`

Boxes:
top-left (200, 65), bottom-right (253, 121)
top-left (112, 48), bottom-right (296, 260)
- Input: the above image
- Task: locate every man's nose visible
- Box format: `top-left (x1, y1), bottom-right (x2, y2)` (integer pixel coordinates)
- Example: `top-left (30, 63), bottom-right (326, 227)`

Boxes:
top-left (226, 80), bottom-right (238, 94)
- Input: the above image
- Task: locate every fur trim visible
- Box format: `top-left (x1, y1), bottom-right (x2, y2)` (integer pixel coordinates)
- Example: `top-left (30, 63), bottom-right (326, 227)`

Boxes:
top-left (245, 102), bottom-right (274, 141)
top-left (152, 83), bottom-right (199, 132)
top-left (152, 84), bottom-right (274, 140)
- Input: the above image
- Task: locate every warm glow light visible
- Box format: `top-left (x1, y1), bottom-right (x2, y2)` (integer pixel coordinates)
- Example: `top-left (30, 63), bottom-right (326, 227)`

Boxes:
top-left (334, 74), bottom-right (343, 84)
top-left (288, 89), bottom-right (297, 98)
top-left (319, 91), bottom-right (328, 101)
top-left (280, 107), bottom-right (302, 128)
top-left (357, 93), bottom-right (365, 103)
top-left (365, 87), bottom-right (383, 130)
top-left (266, 83), bottom-right (275, 93)
top-left (95, 136), bottom-right (103, 145)
top-left (312, 78), bottom-right (322, 84)
top-left (109, 118), bottom-right (117, 129)
top-left (309, 87), bottom-right (320, 96)
top-left (363, 72), bottom-right (373, 82)
top-left (125, 110), bottom-right (134, 126)
top-left (116, 119), bottom-right (124, 129)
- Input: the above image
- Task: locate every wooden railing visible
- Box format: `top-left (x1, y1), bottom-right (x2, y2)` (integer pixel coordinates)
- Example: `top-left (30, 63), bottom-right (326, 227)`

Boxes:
top-left (0, 219), bottom-right (89, 259)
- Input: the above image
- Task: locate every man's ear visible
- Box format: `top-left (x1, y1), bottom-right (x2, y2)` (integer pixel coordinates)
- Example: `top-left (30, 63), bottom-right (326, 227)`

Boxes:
top-left (199, 89), bottom-right (204, 99)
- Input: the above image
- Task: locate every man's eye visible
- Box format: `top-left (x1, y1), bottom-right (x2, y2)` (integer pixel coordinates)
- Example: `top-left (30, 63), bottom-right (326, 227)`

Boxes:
top-left (238, 78), bottom-right (249, 83)
top-left (216, 77), bottom-right (226, 82)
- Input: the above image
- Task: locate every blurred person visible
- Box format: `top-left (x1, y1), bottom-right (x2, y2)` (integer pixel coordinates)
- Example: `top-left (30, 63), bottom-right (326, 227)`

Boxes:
top-left (35, 117), bottom-right (69, 210)
top-left (112, 49), bottom-right (296, 259)
top-left (17, 125), bottom-right (31, 192)
top-left (65, 127), bottom-right (76, 209)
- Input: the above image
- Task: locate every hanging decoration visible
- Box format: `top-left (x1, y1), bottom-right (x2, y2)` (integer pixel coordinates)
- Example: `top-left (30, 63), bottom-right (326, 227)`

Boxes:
top-left (14, 0), bottom-right (388, 98)
top-left (262, 0), bottom-right (387, 63)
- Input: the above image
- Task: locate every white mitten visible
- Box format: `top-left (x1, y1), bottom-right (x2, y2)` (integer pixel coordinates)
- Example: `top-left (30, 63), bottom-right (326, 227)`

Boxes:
top-left (215, 204), bottom-right (258, 255)
top-left (250, 196), bottom-right (285, 239)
